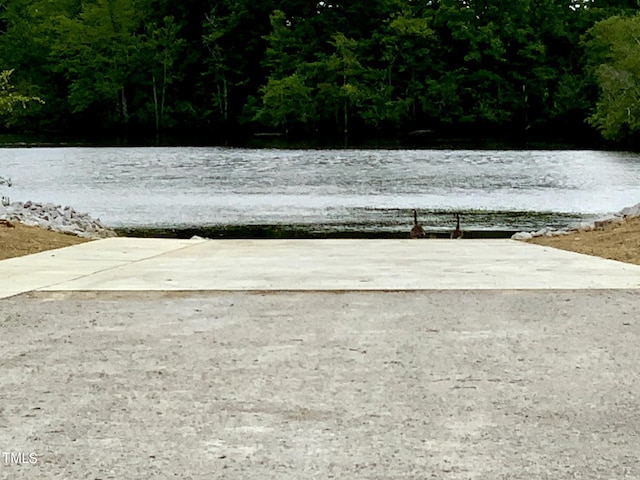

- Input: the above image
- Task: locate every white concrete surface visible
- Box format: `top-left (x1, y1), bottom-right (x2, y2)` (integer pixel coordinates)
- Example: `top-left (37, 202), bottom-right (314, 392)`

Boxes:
top-left (0, 238), bottom-right (205, 299)
top-left (1, 238), bottom-right (640, 298)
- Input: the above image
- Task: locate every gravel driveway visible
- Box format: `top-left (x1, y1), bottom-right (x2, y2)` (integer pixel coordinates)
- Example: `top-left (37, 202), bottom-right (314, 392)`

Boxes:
top-left (1, 289), bottom-right (639, 479)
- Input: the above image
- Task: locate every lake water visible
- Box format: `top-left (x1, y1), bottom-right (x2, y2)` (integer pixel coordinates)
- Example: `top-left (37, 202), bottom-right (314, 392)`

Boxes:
top-left (1, 147), bottom-right (639, 234)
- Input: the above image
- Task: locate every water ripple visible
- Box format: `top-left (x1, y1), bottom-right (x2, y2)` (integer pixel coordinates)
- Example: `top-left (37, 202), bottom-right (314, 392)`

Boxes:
top-left (1, 147), bottom-right (639, 231)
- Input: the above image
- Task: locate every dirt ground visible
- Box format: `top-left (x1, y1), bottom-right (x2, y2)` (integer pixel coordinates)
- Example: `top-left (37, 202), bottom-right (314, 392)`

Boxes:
top-left (528, 215), bottom-right (640, 266)
top-left (1, 216), bottom-right (639, 265)
top-left (0, 221), bottom-right (89, 260)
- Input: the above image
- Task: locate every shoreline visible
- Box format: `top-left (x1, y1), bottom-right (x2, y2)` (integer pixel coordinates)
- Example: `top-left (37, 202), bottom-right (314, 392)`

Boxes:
top-left (1, 198), bottom-right (639, 266)
top-left (114, 225), bottom-right (520, 240)
top-left (3, 214), bottom-right (640, 266)
top-left (512, 202), bottom-right (640, 240)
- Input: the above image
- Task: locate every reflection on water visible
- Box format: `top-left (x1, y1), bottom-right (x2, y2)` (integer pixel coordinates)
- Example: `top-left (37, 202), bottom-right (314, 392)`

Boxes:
top-left (1, 147), bottom-right (639, 232)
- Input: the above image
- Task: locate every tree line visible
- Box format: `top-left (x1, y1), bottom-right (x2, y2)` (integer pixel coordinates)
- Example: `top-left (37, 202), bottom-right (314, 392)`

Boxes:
top-left (0, 0), bottom-right (639, 145)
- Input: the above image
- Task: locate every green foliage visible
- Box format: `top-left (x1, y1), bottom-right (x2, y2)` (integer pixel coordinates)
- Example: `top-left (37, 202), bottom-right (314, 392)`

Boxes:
top-left (0, 69), bottom-right (43, 117)
top-left (49, 0), bottom-right (142, 121)
top-left (0, 0), bottom-right (635, 143)
top-left (144, 16), bottom-right (187, 130)
top-left (255, 74), bottom-right (315, 130)
top-left (586, 14), bottom-right (640, 141)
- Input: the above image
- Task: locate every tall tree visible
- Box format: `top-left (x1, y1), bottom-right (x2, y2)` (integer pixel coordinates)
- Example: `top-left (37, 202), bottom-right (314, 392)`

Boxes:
top-left (585, 14), bottom-right (640, 141)
top-left (143, 16), bottom-right (186, 131)
top-left (0, 0), bottom-right (75, 130)
top-left (202, 0), bottom-right (280, 130)
top-left (49, 0), bottom-right (143, 126)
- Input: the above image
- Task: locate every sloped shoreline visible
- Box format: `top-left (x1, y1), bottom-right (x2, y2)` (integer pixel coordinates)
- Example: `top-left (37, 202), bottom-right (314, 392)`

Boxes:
top-left (0, 200), bottom-right (117, 239)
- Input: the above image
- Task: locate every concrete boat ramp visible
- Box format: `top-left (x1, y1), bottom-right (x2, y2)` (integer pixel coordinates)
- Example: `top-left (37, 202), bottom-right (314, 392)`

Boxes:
top-left (0, 237), bottom-right (639, 297)
top-left (1, 238), bottom-right (640, 479)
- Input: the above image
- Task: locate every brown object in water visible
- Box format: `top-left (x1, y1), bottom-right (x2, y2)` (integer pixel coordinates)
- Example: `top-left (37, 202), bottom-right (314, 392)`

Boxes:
top-left (451, 213), bottom-right (463, 239)
top-left (410, 210), bottom-right (426, 239)
top-left (0, 219), bottom-right (15, 228)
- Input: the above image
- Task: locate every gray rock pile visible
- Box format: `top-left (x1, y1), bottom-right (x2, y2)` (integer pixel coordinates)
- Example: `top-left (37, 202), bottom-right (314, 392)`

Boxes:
top-left (0, 200), bottom-right (117, 239)
top-left (511, 201), bottom-right (640, 240)
top-left (620, 203), bottom-right (640, 217)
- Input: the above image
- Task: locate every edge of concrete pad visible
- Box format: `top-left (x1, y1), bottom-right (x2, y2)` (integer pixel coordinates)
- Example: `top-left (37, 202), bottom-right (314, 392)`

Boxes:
top-left (12, 288), bottom-right (640, 300)
top-left (0, 237), bottom-right (208, 299)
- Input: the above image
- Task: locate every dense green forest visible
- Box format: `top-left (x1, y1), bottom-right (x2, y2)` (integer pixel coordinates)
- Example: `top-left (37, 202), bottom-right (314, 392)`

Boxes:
top-left (0, 0), bottom-right (639, 145)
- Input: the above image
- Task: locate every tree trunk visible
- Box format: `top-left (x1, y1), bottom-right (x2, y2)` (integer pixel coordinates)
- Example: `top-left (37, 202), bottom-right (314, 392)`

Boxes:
top-left (343, 102), bottom-right (348, 135)
top-left (161, 63), bottom-right (167, 125)
top-left (215, 79), bottom-right (229, 121)
top-left (121, 88), bottom-right (129, 123)
top-left (152, 74), bottom-right (160, 131)
top-left (343, 73), bottom-right (348, 135)
top-left (223, 78), bottom-right (228, 121)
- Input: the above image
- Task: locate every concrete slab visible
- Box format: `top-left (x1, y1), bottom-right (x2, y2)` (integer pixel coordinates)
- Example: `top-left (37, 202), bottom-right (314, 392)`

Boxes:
top-left (0, 238), bottom-right (205, 299)
top-left (0, 238), bottom-right (639, 297)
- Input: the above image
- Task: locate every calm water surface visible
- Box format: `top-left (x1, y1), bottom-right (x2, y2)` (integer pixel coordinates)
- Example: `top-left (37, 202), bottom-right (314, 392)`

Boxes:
top-left (1, 147), bottom-right (639, 233)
